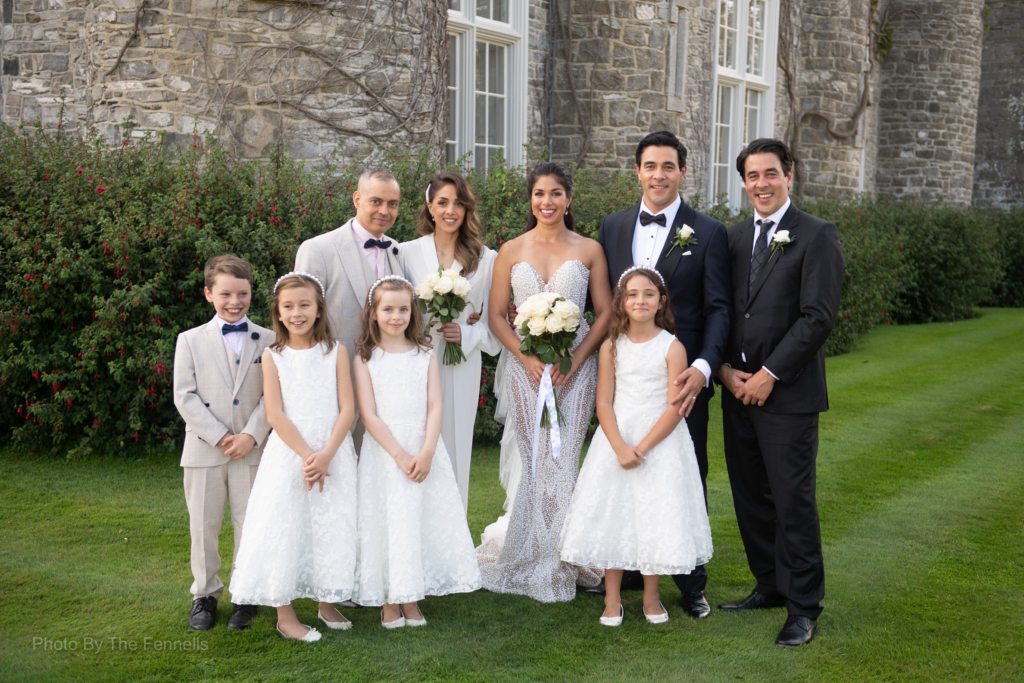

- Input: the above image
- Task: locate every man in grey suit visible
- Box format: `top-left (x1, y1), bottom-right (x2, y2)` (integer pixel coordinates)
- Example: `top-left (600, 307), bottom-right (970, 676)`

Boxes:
top-left (294, 167), bottom-right (404, 360)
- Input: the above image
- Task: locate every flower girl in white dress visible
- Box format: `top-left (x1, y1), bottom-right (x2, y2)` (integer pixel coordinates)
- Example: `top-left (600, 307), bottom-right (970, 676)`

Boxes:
top-left (352, 276), bottom-right (481, 628)
top-left (230, 272), bottom-right (358, 642)
top-left (560, 267), bottom-right (713, 626)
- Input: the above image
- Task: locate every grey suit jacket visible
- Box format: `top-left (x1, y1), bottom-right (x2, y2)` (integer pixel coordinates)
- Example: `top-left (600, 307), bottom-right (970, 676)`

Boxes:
top-left (173, 317), bottom-right (276, 467)
top-left (294, 218), bottom-right (403, 360)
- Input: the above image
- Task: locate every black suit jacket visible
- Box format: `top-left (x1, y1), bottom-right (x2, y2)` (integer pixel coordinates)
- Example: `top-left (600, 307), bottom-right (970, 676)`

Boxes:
top-left (722, 203), bottom-right (845, 415)
top-left (597, 199), bottom-right (732, 378)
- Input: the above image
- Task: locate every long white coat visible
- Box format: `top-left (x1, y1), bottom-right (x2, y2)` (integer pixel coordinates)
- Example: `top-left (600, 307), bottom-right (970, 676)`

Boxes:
top-left (400, 234), bottom-right (502, 508)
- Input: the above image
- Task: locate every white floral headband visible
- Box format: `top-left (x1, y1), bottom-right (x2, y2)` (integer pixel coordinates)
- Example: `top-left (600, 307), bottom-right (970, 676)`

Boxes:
top-left (274, 271), bottom-right (326, 297)
top-left (367, 275), bottom-right (414, 304)
top-left (617, 265), bottom-right (666, 289)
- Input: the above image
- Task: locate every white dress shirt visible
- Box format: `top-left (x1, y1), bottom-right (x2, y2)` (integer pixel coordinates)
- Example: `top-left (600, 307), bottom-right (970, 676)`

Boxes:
top-left (742, 197), bottom-right (792, 380)
top-left (631, 195), bottom-right (680, 269)
top-left (351, 219), bottom-right (387, 279)
top-left (216, 314), bottom-right (249, 357)
top-left (631, 194), bottom-right (712, 387)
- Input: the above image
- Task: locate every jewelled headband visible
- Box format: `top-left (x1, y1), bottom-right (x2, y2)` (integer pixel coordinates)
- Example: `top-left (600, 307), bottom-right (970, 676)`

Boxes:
top-left (617, 265), bottom-right (666, 289)
top-left (274, 271), bottom-right (326, 297)
top-left (367, 275), bottom-right (414, 304)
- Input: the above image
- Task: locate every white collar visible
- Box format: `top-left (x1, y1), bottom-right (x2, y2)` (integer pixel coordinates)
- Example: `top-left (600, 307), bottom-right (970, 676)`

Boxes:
top-left (754, 197), bottom-right (792, 229)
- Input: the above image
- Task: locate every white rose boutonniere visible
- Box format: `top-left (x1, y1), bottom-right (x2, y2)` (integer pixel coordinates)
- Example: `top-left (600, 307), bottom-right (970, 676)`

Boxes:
top-left (666, 224), bottom-right (698, 256)
top-left (769, 229), bottom-right (794, 261)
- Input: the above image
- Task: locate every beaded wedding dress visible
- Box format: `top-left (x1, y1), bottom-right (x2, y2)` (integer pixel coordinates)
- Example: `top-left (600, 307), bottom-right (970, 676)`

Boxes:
top-left (476, 260), bottom-right (602, 602)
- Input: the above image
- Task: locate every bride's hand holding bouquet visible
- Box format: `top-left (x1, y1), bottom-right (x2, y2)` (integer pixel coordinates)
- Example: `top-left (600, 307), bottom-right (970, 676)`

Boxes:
top-left (513, 292), bottom-right (581, 427)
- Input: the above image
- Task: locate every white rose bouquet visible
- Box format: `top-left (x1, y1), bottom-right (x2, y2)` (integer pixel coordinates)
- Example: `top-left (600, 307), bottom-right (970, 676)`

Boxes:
top-left (415, 266), bottom-right (474, 365)
top-left (513, 292), bottom-right (581, 427)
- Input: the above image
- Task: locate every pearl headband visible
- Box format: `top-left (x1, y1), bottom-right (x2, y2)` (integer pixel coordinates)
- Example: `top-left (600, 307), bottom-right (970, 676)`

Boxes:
top-left (367, 275), bottom-right (414, 304)
top-left (617, 265), bottom-right (666, 289)
top-left (274, 271), bottom-right (326, 297)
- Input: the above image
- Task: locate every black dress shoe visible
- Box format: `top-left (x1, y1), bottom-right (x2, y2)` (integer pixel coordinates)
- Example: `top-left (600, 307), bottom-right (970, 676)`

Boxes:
top-left (680, 591), bottom-right (711, 619)
top-left (580, 583), bottom-right (606, 596)
top-left (775, 615), bottom-right (816, 646)
top-left (227, 604), bottom-right (258, 630)
top-left (188, 596), bottom-right (218, 631)
top-left (717, 589), bottom-right (787, 612)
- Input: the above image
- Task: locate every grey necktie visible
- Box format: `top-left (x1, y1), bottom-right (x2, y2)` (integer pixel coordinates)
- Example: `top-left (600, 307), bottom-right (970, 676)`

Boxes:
top-left (748, 219), bottom-right (774, 296)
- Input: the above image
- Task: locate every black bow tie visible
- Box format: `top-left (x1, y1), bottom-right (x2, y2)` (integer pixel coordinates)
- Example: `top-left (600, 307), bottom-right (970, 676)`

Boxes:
top-left (364, 238), bottom-right (393, 250)
top-left (639, 211), bottom-right (667, 227)
top-left (222, 322), bottom-right (248, 335)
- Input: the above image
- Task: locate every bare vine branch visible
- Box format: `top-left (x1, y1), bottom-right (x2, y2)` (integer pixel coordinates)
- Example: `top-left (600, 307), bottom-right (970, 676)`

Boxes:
top-left (103, 0), bottom-right (148, 79)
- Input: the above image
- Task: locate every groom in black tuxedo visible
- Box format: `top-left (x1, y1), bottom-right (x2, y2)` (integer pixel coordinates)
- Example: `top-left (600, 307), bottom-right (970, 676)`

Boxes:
top-left (716, 139), bottom-right (844, 646)
top-left (596, 131), bottom-right (732, 619)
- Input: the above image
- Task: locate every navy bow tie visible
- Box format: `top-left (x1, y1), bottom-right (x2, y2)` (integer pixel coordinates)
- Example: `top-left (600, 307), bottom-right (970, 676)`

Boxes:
top-left (364, 238), bottom-right (393, 250)
top-left (222, 322), bottom-right (248, 335)
top-left (639, 211), bottom-right (667, 227)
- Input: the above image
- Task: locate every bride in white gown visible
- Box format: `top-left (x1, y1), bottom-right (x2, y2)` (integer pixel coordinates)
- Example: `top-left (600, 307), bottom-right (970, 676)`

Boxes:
top-left (476, 162), bottom-right (613, 603)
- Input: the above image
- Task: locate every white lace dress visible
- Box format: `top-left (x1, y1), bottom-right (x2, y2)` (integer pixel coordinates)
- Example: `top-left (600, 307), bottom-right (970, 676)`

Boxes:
top-left (354, 347), bottom-right (481, 606)
top-left (229, 344), bottom-right (357, 607)
top-left (477, 259), bottom-right (602, 603)
top-left (560, 330), bottom-right (713, 574)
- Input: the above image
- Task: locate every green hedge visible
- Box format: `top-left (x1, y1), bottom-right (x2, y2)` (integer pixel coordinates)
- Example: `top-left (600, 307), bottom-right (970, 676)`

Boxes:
top-left (0, 124), bottom-right (1020, 455)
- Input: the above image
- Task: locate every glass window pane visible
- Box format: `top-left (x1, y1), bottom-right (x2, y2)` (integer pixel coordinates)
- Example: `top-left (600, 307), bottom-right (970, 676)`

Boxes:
top-left (476, 0), bottom-right (489, 18)
top-left (489, 95), bottom-right (504, 145)
top-left (493, 0), bottom-right (508, 22)
top-left (448, 36), bottom-right (457, 88)
top-left (747, 0), bottom-right (765, 76)
top-left (449, 0), bottom-right (459, 10)
top-left (475, 93), bottom-right (487, 144)
top-left (475, 41), bottom-right (486, 92)
top-left (744, 89), bottom-right (760, 144)
top-left (448, 36), bottom-right (457, 152)
top-left (489, 44), bottom-right (504, 94)
top-left (718, 0), bottom-right (736, 69)
top-left (475, 145), bottom-right (487, 170)
top-left (447, 142), bottom-right (457, 165)
top-left (712, 84), bottom-right (734, 199)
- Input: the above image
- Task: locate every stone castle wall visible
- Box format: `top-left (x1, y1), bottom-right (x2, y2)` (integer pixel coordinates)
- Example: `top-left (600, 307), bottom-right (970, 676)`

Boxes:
top-left (972, 0), bottom-right (1024, 210)
top-left (1, 0), bottom-right (446, 159)
top-left (875, 0), bottom-right (985, 203)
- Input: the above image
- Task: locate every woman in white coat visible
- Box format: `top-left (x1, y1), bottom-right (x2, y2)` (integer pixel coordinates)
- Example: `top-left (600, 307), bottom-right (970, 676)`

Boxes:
top-left (400, 172), bottom-right (501, 509)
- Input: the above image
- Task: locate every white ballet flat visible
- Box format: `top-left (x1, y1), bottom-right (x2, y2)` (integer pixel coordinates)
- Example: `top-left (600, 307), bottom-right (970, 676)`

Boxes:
top-left (381, 609), bottom-right (406, 630)
top-left (276, 623), bottom-right (322, 642)
top-left (318, 608), bottom-right (353, 631)
top-left (644, 602), bottom-right (669, 624)
top-left (401, 606), bottom-right (427, 627)
top-left (599, 605), bottom-right (624, 627)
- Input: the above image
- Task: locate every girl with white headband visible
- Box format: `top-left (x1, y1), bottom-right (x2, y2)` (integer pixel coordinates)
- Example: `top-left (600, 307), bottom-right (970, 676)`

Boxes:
top-left (351, 276), bottom-right (481, 628)
top-left (230, 271), bottom-right (359, 642)
top-left (559, 266), bottom-right (713, 627)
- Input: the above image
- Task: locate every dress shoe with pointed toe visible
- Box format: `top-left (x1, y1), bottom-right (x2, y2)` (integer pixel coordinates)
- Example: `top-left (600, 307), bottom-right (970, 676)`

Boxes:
top-left (717, 590), bottom-right (787, 612)
top-left (599, 605), bottom-right (624, 627)
top-left (681, 591), bottom-right (711, 619)
top-left (318, 609), bottom-right (353, 631)
top-left (276, 623), bottom-right (321, 642)
top-left (775, 616), bottom-right (816, 646)
top-left (188, 596), bottom-right (218, 631)
top-left (227, 604), bottom-right (258, 630)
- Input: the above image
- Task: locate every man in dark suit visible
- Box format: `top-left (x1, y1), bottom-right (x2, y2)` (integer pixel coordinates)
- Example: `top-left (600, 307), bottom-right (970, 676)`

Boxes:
top-left (596, 131), bottom-right (732, 619)
top-left (716, 138), bottom-right (844, 646)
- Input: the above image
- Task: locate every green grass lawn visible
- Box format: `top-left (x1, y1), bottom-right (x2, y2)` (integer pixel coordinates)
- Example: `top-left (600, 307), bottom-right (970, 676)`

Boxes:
top-left (2, 310), bottom-right (1023, 682)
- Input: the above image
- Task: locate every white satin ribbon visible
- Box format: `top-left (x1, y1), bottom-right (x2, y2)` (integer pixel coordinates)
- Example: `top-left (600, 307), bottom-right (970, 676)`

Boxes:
top-left (530, 364), bottom-right (562, 479)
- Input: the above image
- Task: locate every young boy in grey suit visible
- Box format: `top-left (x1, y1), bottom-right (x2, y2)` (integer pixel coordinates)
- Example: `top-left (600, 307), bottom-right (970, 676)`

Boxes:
top-left (173, 255), bottom-right (275, 631)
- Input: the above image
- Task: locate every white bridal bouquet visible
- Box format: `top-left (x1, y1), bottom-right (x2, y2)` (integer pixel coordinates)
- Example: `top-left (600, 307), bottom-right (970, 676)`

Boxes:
top-left (415, 266), bottom-right (473, 365)
top-left (513, 292), bottom-right (581, 427)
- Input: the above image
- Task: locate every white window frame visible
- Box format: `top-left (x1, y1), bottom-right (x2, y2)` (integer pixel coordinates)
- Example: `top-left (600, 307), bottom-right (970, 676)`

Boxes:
top-left (447, 0), bottom-right (527, 169)
top-left (709, 0), bottom-right (780, 208)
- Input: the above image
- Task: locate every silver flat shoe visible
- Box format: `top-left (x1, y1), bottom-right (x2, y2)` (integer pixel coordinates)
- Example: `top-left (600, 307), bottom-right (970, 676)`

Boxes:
top-left (599, 604), bottom-right (624, 627)
top-left (644, 601), bottom-right (669, 624)
top-left (276, 623), bottom-right (322, 642)
top-left (318, 608), bottom-right (353, 631)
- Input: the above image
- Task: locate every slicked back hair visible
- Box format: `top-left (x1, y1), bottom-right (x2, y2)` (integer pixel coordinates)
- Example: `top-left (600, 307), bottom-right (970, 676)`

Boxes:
top-left (635, 131), bottom-right (688, 170)
top-left (736, 138), bottom-right (794, 179)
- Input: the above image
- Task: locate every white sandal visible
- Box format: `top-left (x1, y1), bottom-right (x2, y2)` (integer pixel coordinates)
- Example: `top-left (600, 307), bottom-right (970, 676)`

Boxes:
top-left (599, 604), bottom-right (624, 627)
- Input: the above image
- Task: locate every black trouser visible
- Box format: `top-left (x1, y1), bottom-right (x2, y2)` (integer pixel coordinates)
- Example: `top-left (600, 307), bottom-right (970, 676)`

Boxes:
top-left (623, 386), bottom-right (711, 593)
top-left (722, 404), bottom-right (824, 619)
